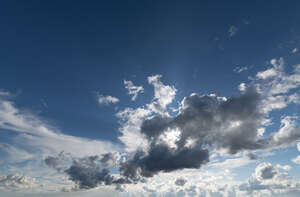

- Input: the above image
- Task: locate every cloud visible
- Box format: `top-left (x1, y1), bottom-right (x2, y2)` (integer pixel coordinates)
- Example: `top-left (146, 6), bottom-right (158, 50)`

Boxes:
top-left (238, 162), bottom-right (297, 196)
top-left (147, 75), bottom-right (176, 115)
top-left (238, 83), bottom-right (247, 91)
top-left (253, 58), bottom-right (300, 113)
top-left (0, 91), bottom-right (121, 158)
top-left (234, 66), bottom-right (248, 73)
top-left (292, 48), bottom-right (298, 53)
top-left (0, 143), bottom-right (34, 163)
top-left (124, 80), bottom-right (144, 101)
top-left (97, 94), bottom-right (119, 105)
top-left (175, 178), bottom-right (187, 186)
top-left (0, 174), bottom-right (37, 191)
top-left (116, 75), bottom-right (177, 152)
top-left (53, 155), bottom-right (129, 189)
top-left (119, 143), bottom-right (209, 180)
top-left (228, 25), bottom-right (238, 37)
top-left (255, 162), bottom-right (278, 180)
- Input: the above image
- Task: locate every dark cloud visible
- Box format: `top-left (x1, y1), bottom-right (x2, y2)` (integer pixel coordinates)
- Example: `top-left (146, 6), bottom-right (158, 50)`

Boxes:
top-left (100, 152), bottom-right (119, 168)
top-left (45, 154), bottom-right (130, 189)
top-left (64, 155), bottom-right (130, 189)
top-left (247, 152), bottom-right (261, 160)
top-left (45, 86), bottom-right (300, 190)
top-left (257, 164), bottom-right (277, 180)
top-left (120, 143), bottom-right (209, 180)
top-left (119, 87), bottom-right (264, 181)
top-left (44, 151), bottom-right (72, 171)
top-left (139, 86), bottom-right (264, 154)
top-left (175, 178), bottom-right (187, 186)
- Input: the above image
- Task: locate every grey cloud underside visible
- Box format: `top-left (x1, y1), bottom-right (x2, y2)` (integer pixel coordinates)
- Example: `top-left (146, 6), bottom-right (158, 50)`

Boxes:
top-left (120, 143), bottom-right (209, 180)
top-left (175, 178), bottom-right (187, 186)
top-left (45, 154), bottom-right (130, 189)
top-left (45, 86), bottom-right (300, 189)
top-left (141, 86), bottom-right (264, 154)
top-left (119, 87), bottom-right (263, 181)
top-left (121, 86), bottom-right (300, 181)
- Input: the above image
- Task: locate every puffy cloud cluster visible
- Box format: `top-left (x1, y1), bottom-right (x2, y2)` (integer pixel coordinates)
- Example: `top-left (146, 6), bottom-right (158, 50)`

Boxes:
top-left (118, 86), bottom-right (266, 181)
top-left (253, 58), bottom-right (300, 113)
top-left (0, 174), bottom-right (37, 191)
top-left (115, 69), bottom-right (300, 186)
top-left (147, 75), bottom-right (177, 116)
top-left (45, 152), bottom-right (129, 189)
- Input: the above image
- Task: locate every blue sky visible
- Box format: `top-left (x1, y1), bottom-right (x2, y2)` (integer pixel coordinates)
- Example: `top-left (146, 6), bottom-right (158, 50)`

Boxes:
top-left (1, 1), bottom-right (300, 196)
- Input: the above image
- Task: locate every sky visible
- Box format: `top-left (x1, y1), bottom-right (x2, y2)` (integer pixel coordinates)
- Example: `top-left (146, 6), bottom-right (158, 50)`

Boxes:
top-left (1, 1), bottom-right (300, 197)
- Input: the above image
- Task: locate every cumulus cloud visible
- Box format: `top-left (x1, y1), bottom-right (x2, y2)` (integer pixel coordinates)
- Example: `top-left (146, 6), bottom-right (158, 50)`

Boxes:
top-left (292, 143), bottom-right (300, 164)
top-left (97, 94), bottom-right (119, 105)
top-left (238, 162), bottom-right (297, 196)
top-left (147, 75), bottom-right (176, 115)
top-left (124, 80), bottom-right (144, 101)
top-left (116, 75), bottom-right (177, 152)
top-left (254, 58), bottom-right (300, 113)
top-left (255, 162), bottom-right (278, 180)
top-left (0, 174), bottom-right (37, 191)
top-left (238, 82), bottom-right (247, 91)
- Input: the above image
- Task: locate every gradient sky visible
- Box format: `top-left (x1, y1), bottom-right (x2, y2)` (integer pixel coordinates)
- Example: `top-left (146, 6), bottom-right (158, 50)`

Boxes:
top-left (1, 1), bottom-right (300, 197)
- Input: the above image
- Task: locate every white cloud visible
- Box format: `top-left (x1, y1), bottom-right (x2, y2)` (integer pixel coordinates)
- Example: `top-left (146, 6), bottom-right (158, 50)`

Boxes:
top-left (0, 143), bottom-right (34, 163)
top-left (234, 66), bottom-right (248, 73)
top-left (292, 48), bottom-right (298, 53)
top-left (228, 25), bottom-right (238, 37)
top-left (0, 93), bottom-right (121, 158)
top-left (124, 80), bottom-right (144, 101)
top-left (147, 74), bottom-right (176, 115)
top-left (251, 58), bottom-right (300, 113)
top-left (97, 95), bottom-right (119, 105)
top-left (238, 83), bottom-right (247, 91)
top-left (116, 107), bottom-right (151, 152)
top-left (116, 75), bottom-right (177, 152)
top-left (0, 174), bottom-right (37, 191)
top-left (209, 155), bottom-right (255, 169)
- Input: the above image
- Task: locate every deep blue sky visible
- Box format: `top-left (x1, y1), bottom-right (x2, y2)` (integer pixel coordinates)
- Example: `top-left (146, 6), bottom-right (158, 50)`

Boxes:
top-left (0, 0), bottom-right (300, 144)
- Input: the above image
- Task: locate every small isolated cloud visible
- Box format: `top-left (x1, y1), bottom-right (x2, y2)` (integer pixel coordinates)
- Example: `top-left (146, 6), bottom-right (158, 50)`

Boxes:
top-left (292, 48), bottom-right (298, 53)
top-left (228, 25), bottom-right (238, 37)
top-left (234, 66), bottom-right (248, 73)
top-left (97, 94), bottom-right (119, 105)
top-left (124, 80), bottom-right (144, 101)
